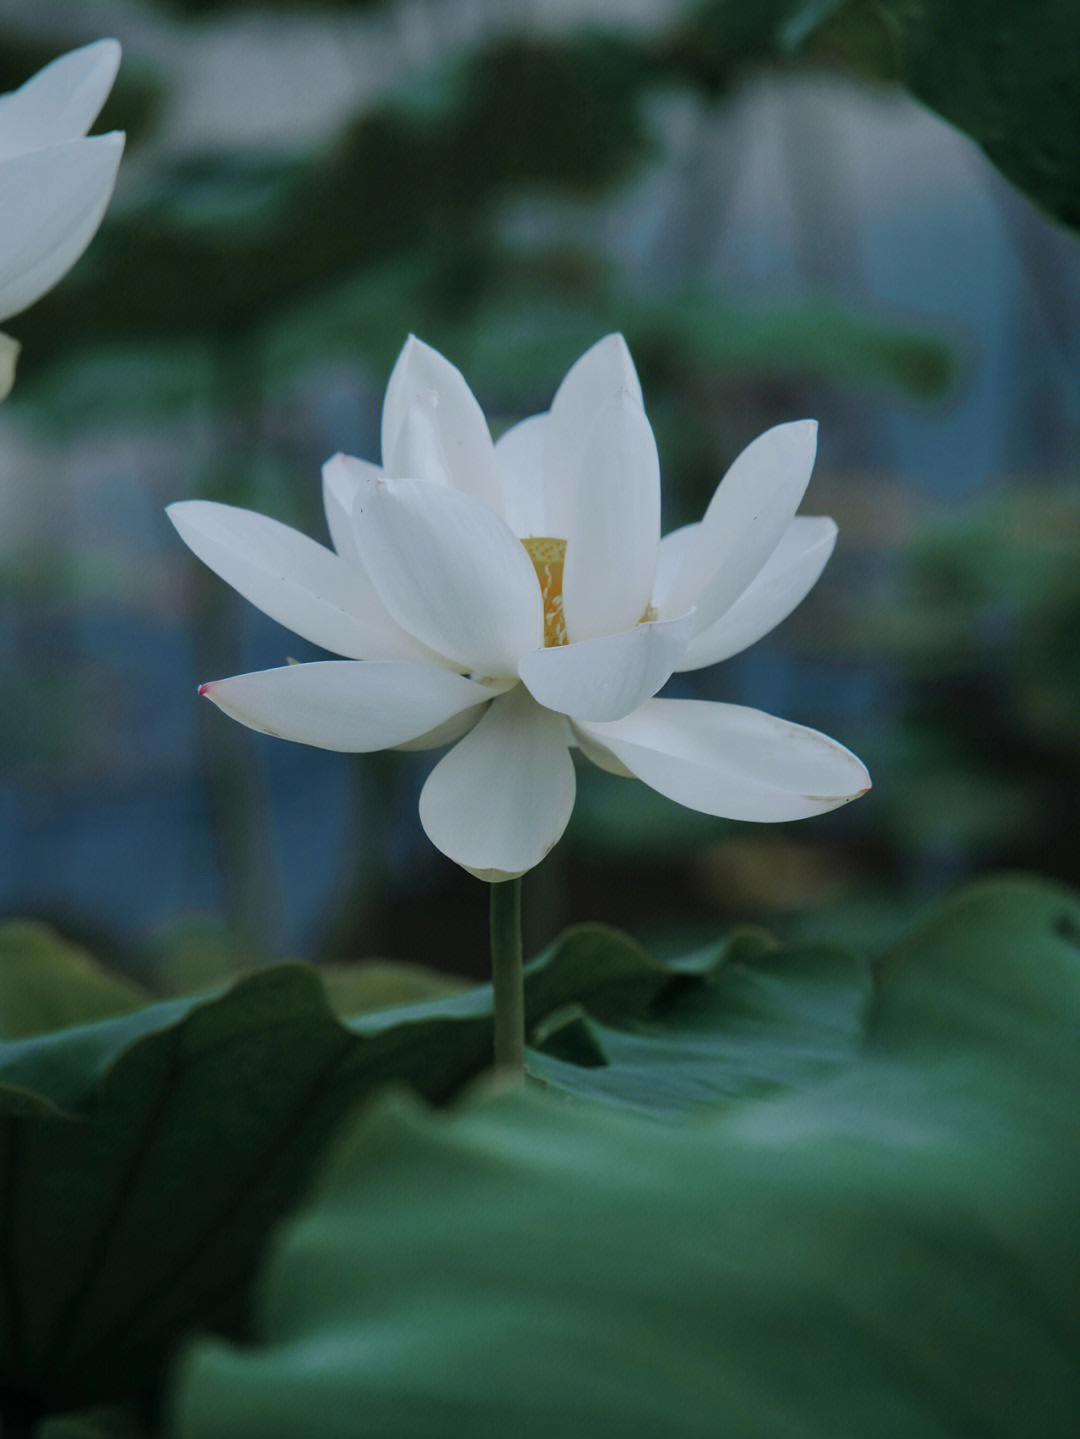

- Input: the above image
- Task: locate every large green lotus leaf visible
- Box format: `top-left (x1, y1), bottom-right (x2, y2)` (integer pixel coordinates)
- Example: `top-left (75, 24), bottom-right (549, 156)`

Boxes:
top-left (0, 923), bottom-right (148, 1041)
top-left (0, 964), bottom-right (478, 1413)
top-left (318, 959), bottom-right (469, 1015)
top-left (530, 937), bottom-right (871, 1114)
top-left (675, 1), bottom-right (1080, 229)
top-left (0, 924), bottom-right (769, 1416)
top-left (802, 0), bottom-right (1080, 230)
top-left (33, 1404), bottom-right (149, 1439)
top-left (171, 877), bottom-right (1080, 1438)
top-left (0, 967), bottom-right (492, 1415)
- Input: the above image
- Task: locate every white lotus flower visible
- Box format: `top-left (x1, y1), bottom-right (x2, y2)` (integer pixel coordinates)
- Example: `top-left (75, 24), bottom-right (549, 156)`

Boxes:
top-left (168, 335), bottom-right (869, 880)
top-left (0, 40), bottom-right (125, 396)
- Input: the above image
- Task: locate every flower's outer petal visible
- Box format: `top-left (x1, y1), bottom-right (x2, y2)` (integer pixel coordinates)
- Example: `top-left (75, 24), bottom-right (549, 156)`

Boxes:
top-left (676, 516), bottom-right (837, 671)
top-left (562, 390), bottom-right (661, 643)
top-left (381, 335), bottom-right (502, 515)
top-left (519, 611), bottom-right (695, 722)
top-left (419, 686), bottom-right (576, 880)
top-left (495, 413), bottom-right (548, 537)
top-left (578, 698), bottom-right (870, 821)
top-left (322, 452), bottom-right (382, 564)
top-left (651, 523), bottom-right (699, 612)
top-left (387, 393), bottom-right (452, 488)
top-left (0, 132), bottom-right (124, 320)
top-left (393, 702), bottom-right (488, 752)
top-left (167, 500), bottom-right (433, 663)
top-left (545, 333), bottom-right (643, 537)
top-left (0, 40), bottom-right (121, 159)
top-left (199, 661), bottom-right (494, 753)
top-left (662, 421), bottom-right (819, 636)
top-left (0, 331), bottom-right (18, 400)
top-left (570, 724), bottom-right (634, 778)
top-left (352, 475), bottom-right (542, 678)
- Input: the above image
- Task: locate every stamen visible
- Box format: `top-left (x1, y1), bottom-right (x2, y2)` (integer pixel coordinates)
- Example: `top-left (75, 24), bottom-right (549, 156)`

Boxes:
top-left (522, 536), bottom-right (568, 648)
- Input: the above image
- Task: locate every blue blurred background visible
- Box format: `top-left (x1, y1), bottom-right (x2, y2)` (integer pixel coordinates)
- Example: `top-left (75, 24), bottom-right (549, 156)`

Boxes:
top-left (2, 0), bottom-right (1079, 985)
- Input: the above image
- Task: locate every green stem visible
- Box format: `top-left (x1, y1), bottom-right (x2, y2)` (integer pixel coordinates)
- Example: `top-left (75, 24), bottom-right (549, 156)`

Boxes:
top-left (490, 877), bottom-right (525, 1077)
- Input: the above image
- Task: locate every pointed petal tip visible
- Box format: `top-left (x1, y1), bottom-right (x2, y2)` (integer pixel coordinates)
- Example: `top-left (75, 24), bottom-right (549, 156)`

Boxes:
top-left (792, 417), bottom-right (819, 450)
top-left (82, 37), bottom-right (123, 69)
top-left (828, 768), bottom-right (871, 806)
top-left (767, 416), bottom-right (819, 457)
top-left (321, 450), bottom-right (359, 479)
top-left (197, 682), bottom-right (212, 697)
top-left (596, 331), bottom-right (631, 356)
top-left (397, 332), bottom-right (435, 365)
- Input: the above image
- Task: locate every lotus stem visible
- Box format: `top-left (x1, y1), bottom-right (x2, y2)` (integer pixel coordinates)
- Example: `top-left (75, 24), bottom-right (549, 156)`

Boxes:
top-left (490, 876), bottom-right (525, 1078)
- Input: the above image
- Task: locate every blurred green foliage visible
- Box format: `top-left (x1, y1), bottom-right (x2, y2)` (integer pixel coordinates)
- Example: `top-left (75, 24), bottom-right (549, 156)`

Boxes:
top-left (175, 879), bottom-right (1078, 1439)
top-left (811, 0), bottom-right (1080, 230)
top-left (854, 486), bottom-right (1080, 882)
top-left (678, 0), bottom-right (1080, 230)
top-left (4, 877), bottom-right (1080, 1434)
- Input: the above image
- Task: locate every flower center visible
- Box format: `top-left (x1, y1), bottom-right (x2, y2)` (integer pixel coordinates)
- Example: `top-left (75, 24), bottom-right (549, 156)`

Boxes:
top-left (522, 536), bottom-right (568, 648)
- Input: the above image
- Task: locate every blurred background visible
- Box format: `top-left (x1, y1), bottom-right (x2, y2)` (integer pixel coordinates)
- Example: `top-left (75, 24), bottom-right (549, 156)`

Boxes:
top-left (2, 0), bottom-right (1079, 988)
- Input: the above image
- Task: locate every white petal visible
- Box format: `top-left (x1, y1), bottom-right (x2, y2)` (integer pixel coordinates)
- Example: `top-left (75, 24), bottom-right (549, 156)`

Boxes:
top-left (519, 611), bottom-right (695, 722)
top-left (570, 724), bottom-right (634, 778)
top-left (393, 702), bottom-right (488, 752)
top-left (352, 475), bottom-right (542, 678)
top-left (199, 661), bottom-right (493, 752)
top-left (381, 335), bottom-right (501, 514)
top-left (651, 523), bottom-right (700, 612)
top-left (419, 686), bottom-right (575, 879)
top-left (562, 390), bottom-right (661, 642)
top-left (0, 41), bottom-right (121, 159)
top-left (0, 330), bottom-right (18, 400)
top-left (387, 393), bottom-right (452, 487)
top-left (661, 421), bottom-right (819, 636)
top-left (677, 516), bottom-right (837, 670)
top-left (167, 500), bottom-right (432, 663)
top-left (545, 333), bottom-right (643, 537)
top-left (495, 413), bottom-right (548, 537)
top-left (578, 698), bottom-right (870, 821)
top-left (322, 452), bottom-right (381, 563)
top-left (0, 133), bottom-right (124, 320)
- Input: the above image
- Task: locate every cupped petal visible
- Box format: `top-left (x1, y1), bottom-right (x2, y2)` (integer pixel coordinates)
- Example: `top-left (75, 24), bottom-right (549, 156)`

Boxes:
top-left (570, 724), bottom-right (634, 778)
top-left (562, 389), bottom-right (661, 643)
top-left (0, 40), bottom-right (121, 159)
top-left (651, 523), bottom-right (699, 613)
top-left (199, 661), bottom-right (494, 753)
top-left (419, 685), bottom-right (576, 880)
top-left (381, 335), bottom-right (501, 514)
top-left (392, 701), bottom-right (490, 752)
top-left (387, 393), bottom-right (452, 487)
top-left (545, 333), bottom-right (643, 537)
top-left (519, 610), bottom-right (695, 722)
top-left (352, 474), bottom-right (542, 678)
top-left (322, 452), bottom-right (382, 564)
top-left (0, 331), bottom-right (18, 400)
top-left (676, 516), bottom-right (837, 671)
top-left (167, 499), bottom-right (433, 663)
top-left (577, 698), bottom-right (870, 821)
top-left (661, 421), bottom-right (819, 636)
top-left (0, 132), bottom-right (124, 320)
top-left (495, 412), bottom-right (548, 537)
